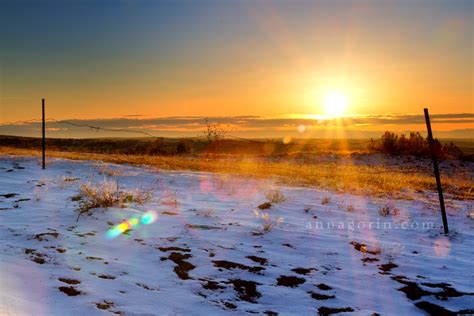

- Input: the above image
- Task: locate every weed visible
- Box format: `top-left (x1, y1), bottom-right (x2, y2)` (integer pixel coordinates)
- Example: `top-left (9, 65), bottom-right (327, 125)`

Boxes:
top-left (321, 196), bottom-right (331, 205)
top-left (34, 181), bottom-right (49, 201)
top-left (378, 204), bottom-right (400, 217)
top-left (265, 188), bottom-right (286, 203)
top-left (197, 209), bottom-right (214, 217)
top-left (346, 205), bottom-right (355, 212)
top-left (95, 162), bottom-right (121, 177)
top-left (74, 179), bottom-right (152, 221)
top-left (257, 211), bottom-right (284, 233)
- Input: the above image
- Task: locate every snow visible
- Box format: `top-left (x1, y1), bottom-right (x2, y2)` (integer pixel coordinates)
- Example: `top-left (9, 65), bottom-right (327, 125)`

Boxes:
top-left (0, 155), bottom-right (473, 315)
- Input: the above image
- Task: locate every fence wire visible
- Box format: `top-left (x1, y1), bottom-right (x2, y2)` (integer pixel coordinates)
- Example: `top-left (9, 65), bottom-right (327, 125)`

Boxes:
top-left (0, 117), bottom-right (383, 145)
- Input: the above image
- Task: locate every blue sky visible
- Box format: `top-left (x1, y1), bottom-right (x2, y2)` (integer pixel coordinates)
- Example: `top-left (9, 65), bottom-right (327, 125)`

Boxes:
top-left (0, 0), bottom-right (472, 137)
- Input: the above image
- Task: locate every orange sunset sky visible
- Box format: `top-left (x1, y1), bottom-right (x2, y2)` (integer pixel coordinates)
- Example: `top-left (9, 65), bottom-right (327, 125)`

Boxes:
top-left (0, 0), bottom-right (472, 138)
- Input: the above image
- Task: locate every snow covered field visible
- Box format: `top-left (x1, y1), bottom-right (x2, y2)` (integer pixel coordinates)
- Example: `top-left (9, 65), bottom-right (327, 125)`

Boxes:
top-left (0, 155), bottom-right (473, 315)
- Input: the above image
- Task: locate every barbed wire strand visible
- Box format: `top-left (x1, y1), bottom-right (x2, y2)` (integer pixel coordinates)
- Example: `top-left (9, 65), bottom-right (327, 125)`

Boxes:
top-left (0, 117), bottom-right (384, 145)
top-left (0, 118), bottom-right (459, 178)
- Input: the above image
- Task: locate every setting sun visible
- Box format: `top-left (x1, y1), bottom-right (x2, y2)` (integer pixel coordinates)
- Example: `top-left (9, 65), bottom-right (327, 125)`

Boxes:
top-left (323, 91), bottom-right (348, 117)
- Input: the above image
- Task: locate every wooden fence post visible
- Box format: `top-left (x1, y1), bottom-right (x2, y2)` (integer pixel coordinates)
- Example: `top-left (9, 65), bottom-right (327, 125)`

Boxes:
top-left (42, 98), bottom-right (45, 170)
top-left (424, 108), bottom-right (449, 234)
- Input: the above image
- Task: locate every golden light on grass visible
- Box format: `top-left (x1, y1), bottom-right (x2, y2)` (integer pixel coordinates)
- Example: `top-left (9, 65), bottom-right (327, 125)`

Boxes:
top-left (323, 91), bottom-right (348, 118)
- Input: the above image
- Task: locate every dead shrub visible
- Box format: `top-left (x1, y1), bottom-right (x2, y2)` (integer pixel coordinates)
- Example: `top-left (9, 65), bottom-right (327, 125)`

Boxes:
top-left (378, 204), bottom-right (400, 217)
top-left (265, 188), bottom-right (286, 204)
top-left (255, 211), bottom-right (284, 233)
top-left (74, 179), bottom-right (152, 221)
top-left (321, 196), bottom-right (331, 205)
top-left (346, 205), bottom-right (355, 212)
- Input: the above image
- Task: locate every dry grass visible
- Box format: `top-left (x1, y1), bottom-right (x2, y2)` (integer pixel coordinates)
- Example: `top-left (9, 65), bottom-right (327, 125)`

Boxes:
top-left (265, 188), bottom-right (286, 203)
top-left (1, 146), bottom-right (472, 200)
top-left (74, 179), bottom-right (152, 221)
top-left (346, 205), bottom-right (355, 212)
top-left (196, 209), bottom-right (215, 217)
top-left (260, 213), bottom-right (284, 233)
top-left (378, 204), bottom-right (401, 217)
top-left (321, 196), bottom-right (331, 205)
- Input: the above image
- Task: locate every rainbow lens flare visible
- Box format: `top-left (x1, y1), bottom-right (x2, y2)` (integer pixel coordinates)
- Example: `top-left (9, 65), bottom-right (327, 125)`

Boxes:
top-left (141, 212), bottom-right (157, 225)
top-left (106, 211), bottom-right (158, 239)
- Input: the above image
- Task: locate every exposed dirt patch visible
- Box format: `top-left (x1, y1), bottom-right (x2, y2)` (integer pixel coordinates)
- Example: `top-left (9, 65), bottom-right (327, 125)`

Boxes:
top-left (0, 193), bottom-right (19, 198)
top-left (350, 241), bottom-right (381, 255)
top-left (222, 301), bottom-right (237, 310)
top-left (86, 256), bottom-right (103, 261)
top-left (361, 257), bottom-right (379, 263)
top-left (165, 252), bottom-right (195, 280)
top-left (317, 283), bottom-right (333, 291)
top-left (276, 275), bottom-right (305, 288)
top-left (318, 306), bottom-right (354, 315)
top-left (75, 232), bottom-right (95, 237)
top-left (258, 202), bottom-right (272, 210)
top-left (95, 300), bottom-right (114, 310)
top-left (415, 301), bottom-right (454, 315)
top-left (56, 248), bottom-right (66, 253)
top-left (421, 282), bottom-right (473, 301)
top-left (378, 262), bottom-right (398, 274)
top-left (392, 276), bottom-right (431, 300)
top-left (291, 267), bottom-right (316, 275)
top-left (228, 279), bottom-right (261, 303)
top-left (58, 278), bottom-right (81, 285)
top-left (71, 196), bottom-right (82, 202)
top-left (246, 255), bottom-right (268, 265)
top-left (24, 248), bottom-right (36, 254)
top-left (32, 256), bottom-right (45, 264)
top-left (185, 224), bottom-right (222, 230)
top-left (136, 283), bottom-right (157, 291)
top-left (162, 211), bottom-right (178, 215)
top-left (212, 260), bottom-right (265, 273)
top-left (391, 275), bottom-right (472, 305)
top-left (98, 274), bottom-right (116, 280)
top-left (58, 286), bottom-right (82, 296)
top-left (158, 246), bottom-right (191, 252)
top-left (34, 231), bottom-right (59, 241)
top-left (202, 280), bottom-right (226, 290)
top-left (308, 291), bottom-right (335, 300)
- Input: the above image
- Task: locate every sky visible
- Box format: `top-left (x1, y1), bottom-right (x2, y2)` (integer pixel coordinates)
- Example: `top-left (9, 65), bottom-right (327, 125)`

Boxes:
top-left (0, 0), bottom-right (472, 138)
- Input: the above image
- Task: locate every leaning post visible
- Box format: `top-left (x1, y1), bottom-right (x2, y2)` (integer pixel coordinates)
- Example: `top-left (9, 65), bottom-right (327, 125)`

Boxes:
top-left (424, 108), bottom-right (449, 234)
top-left (42, 98), bottom-right (46, 170)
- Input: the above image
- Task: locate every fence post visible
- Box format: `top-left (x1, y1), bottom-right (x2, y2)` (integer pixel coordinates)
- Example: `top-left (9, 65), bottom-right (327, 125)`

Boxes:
top-left (424, 108), bottom-right (449, 234)
top-left (42, 98), bottom-right (45, 170)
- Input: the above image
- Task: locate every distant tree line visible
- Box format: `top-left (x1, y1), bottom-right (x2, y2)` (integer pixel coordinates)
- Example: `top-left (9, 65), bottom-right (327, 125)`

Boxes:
top-left (368, 131), bottom-right (469, 160)
top-left (0, 136), bottom-right (192, 155)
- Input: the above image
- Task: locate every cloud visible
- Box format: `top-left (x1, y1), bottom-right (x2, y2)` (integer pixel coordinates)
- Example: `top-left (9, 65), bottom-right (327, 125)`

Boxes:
top-left (0, 113), bottom-right (472, 138)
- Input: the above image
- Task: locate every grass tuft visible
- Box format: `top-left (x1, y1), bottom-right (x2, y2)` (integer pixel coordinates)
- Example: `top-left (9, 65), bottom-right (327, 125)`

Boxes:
top-left (321, 196), bottom-right (331, 205)
top-left (265, 188), bottom-right (286, 203)
top-left (378, 204), bottom-right (400, 217)
top-left (74, 179), bottom-right (152, 221)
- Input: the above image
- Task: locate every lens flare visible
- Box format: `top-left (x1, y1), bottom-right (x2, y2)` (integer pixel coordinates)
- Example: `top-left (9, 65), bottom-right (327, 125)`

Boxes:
top-left (106, 211), bottom-right (158, 239)
top-left (141, 212), bottom-right (157, 225)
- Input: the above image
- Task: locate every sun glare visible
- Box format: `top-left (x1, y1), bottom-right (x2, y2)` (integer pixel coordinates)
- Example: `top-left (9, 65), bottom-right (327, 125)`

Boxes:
top-left (323, 91), bottom-right (348, 117)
